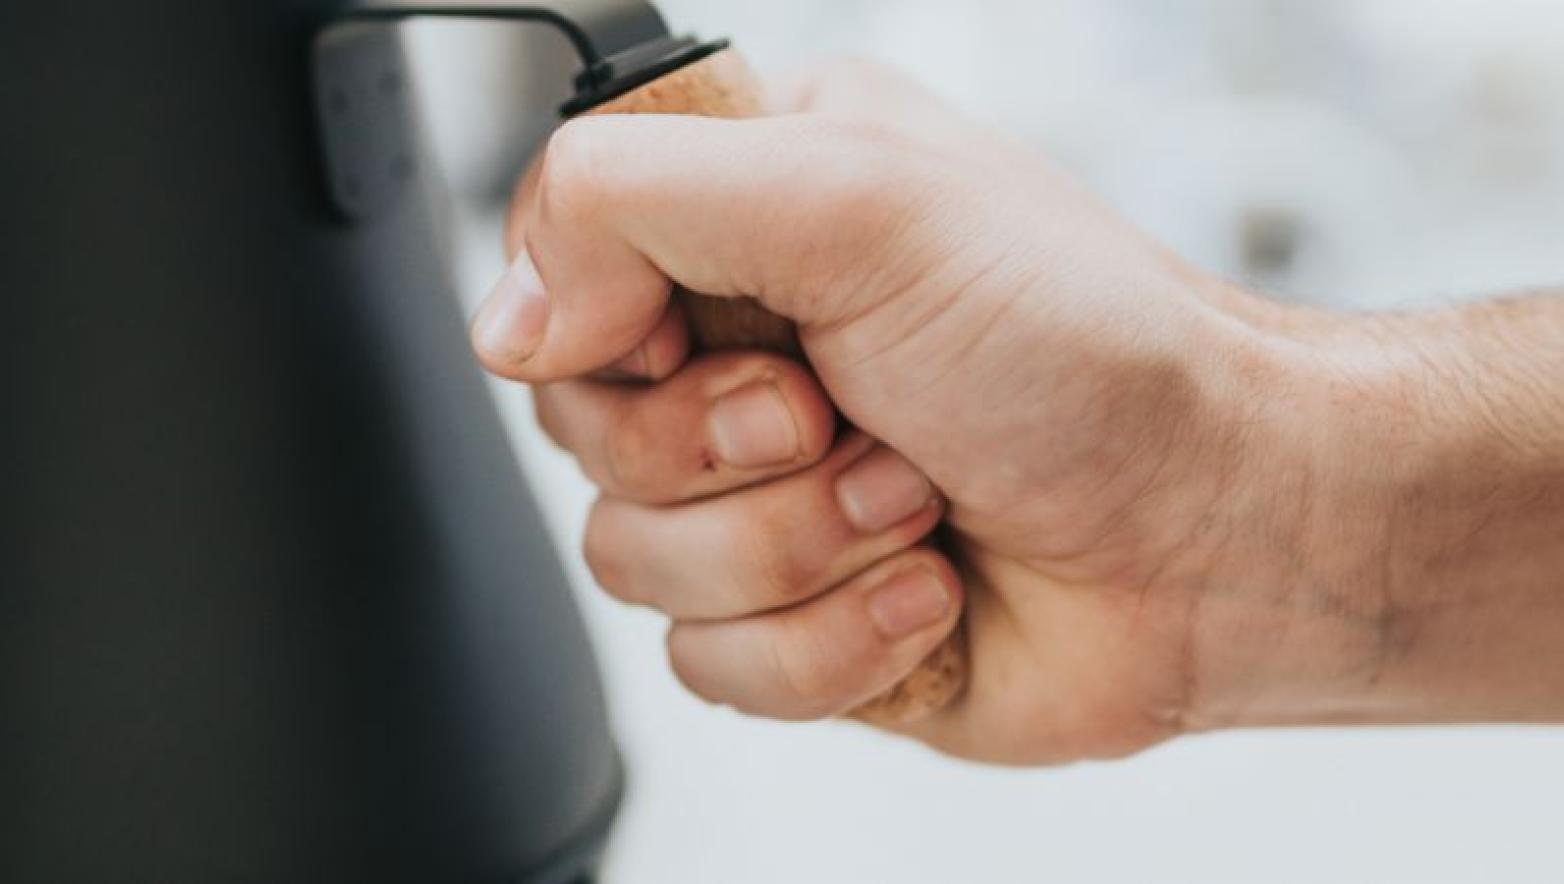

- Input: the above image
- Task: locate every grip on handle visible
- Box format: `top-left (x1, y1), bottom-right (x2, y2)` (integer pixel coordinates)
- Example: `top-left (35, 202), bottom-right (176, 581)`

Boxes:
top-left (585, 50), bottom-right (966, 725)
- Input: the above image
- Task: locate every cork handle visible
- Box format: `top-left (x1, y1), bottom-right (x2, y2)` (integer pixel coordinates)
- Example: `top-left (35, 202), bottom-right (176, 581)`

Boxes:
top-left (585, 50), bottom-right (966, 725)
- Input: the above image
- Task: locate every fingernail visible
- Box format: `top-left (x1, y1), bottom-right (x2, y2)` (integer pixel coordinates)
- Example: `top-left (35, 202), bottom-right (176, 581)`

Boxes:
top-left (835, 447), bottom-right (935, 534)
top-left (868, 569), bottom-right (951, 641)
top-left (475, 251), bottom-right (549, 365)
top-left (707, 381), bottom-right (801, 469)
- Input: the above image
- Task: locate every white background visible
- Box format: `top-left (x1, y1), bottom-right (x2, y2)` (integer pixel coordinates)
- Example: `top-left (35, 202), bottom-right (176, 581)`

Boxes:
top-left (410, 2), bottom-right (1564, 881)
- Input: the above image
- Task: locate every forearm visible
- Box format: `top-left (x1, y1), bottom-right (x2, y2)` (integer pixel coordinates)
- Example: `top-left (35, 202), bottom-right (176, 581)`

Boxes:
top-left (1193, 290), bottom-right (1564, 728)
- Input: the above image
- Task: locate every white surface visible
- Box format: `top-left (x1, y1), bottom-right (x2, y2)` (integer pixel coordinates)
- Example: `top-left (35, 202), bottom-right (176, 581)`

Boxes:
top-left (418, 2), bottom-right (1564, 881)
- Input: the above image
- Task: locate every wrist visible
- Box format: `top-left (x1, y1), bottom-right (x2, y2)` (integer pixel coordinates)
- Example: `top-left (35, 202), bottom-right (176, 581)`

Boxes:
top-left (1168, 294), bottom-right (1399, 731)
top-left (1184, 291), bottom-right (1564, 730)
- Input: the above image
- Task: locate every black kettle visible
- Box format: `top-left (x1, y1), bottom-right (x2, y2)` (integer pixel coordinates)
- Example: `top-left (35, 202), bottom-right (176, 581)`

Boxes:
top-left (1, 1), bottom-right (623, 881)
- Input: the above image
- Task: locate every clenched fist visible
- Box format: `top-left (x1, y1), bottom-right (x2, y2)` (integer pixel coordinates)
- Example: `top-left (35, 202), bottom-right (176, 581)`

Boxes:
top-left (474, 60), bottom-right (1564, 765)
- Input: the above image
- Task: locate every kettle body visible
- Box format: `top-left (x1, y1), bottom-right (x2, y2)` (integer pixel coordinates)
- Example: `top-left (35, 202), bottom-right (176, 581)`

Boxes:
top-left (1, 2), bottom-right (620, 881)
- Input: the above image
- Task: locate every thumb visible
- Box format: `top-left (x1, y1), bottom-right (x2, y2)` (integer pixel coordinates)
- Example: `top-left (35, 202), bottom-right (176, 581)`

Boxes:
top-left (472, 240), bottom-right (671, 383)
top-left (473, 113), bottom-right (936, 382)
top-left (473, 140), bottom-right (672, 382)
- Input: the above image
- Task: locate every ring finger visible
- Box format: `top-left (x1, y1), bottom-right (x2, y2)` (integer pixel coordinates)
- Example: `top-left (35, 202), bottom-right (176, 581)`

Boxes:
top-left (585, 433), bottom-right (945, 620)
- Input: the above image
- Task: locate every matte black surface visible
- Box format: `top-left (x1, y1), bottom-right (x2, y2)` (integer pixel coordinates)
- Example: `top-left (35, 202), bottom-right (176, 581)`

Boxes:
top-left (350, 0), bottom-right (669, 63)
top-left (1, 2), bottom-right (621, 881)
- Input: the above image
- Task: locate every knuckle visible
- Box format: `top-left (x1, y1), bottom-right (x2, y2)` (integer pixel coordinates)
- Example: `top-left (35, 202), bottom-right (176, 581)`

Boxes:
top-left (600, 404), bottom-right (653, 497)
top-left (531, 387), bottom-right (567, 448)
top-left (504, 161), bottom-right (543, 259)
top-left (737, 500), bottom-right (824, 608)
top-left (798, 116), bottom-right (935, 245)
top-left (810, 113), bottom-right (913, 163)
top-left (666, 628), bottom-right (722, 705)
top-left (581, 501), bottom-right (633, 602)
top-left (537, 119), bottom-right (611, 221)
top-left (763, 624), bottom-right (839, 719)
top-left (745, 530), bottom-right (809, 609)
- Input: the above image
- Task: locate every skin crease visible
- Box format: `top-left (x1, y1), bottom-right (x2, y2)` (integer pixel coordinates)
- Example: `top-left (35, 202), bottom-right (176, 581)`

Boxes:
top-left (474, 59), bottom-right (1564, 766)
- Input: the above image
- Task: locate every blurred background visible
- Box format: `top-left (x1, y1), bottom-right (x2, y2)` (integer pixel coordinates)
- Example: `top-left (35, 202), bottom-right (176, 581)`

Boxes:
top-left (405, 1), bottom-right (1564, 881)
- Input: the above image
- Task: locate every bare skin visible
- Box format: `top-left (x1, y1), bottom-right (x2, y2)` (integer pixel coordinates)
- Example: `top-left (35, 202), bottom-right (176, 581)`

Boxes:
top-left (472, 60), bottom-right (1564, 766)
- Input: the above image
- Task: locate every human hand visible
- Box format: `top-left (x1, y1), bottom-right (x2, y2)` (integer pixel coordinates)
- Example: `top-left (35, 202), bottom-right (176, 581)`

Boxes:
top-left (474, 60), bottom-right (1564, 764)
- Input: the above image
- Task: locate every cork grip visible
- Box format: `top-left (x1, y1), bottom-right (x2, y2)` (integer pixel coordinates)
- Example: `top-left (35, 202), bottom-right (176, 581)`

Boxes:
top-left (586, 50), bottom-right (966, 725)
